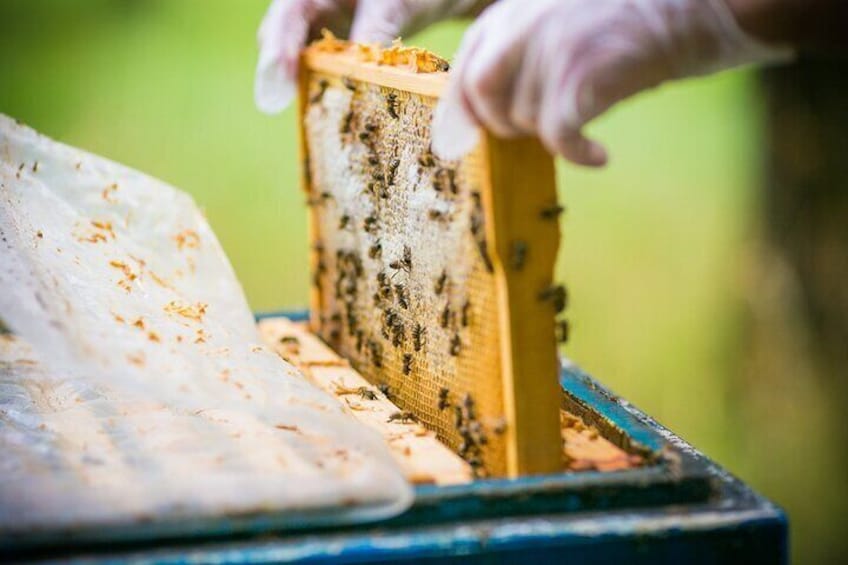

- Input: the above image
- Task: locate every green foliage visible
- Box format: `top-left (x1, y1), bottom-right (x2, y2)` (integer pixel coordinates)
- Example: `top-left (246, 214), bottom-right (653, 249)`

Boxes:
top-left (1, 2), bottom-right (843, 562)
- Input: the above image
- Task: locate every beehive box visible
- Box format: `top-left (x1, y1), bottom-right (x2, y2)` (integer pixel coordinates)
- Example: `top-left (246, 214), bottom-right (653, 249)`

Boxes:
top-left (298, 34), bottom-right (566, 478)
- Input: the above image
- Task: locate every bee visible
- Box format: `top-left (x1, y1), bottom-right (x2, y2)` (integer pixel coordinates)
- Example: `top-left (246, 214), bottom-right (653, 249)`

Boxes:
top-left (453, 405), bottom-right (464, 427)
top-left (437, 387), bottom-right (450, 410)
top-left (345, 307), bottom-right (358, 334)
top-left (555, 318), bottom-right (570, 343)
top-left (440, 304), bottom-right (451, 329)
top-left (364, 123), bottom-right (378, 133)
top-left (395, 284), bottom-right (409, 309)
top-left (319, 191), bottom-right (334, 202)
top-left (432, 167), bottom-right (455, 193)
top-left (434, 270), bottom-right (448, 295)
top-left (470, 191), bottom-right (482, 207)
top-left (418, 150), bottom-right (435, 168)
top-left (391, 322), bottom-right (405, 347)
top-left (368, 154), bottom-right (380, 166)
top-left (357, 387), bottom-right (377, 401)
top-left (329, 328), bottom-right (341, 342)
top-left (540, 204), bottom-right (565, 220)
top-left (340, 111), bottom-right (353, 134)
top-left (412, 323), bottom-right (426, 352)
top-left (386, 92), bottom-right (399, 119)
top-left (470, 210), bottom-right (483, 236)
top-left (371, 171), bottom-right (384, 182)
top-left (477, 239), bottom-right (495, 273)
top-left (342, 75), bottom-right (356, 91)
top-left (377, 271), bottom-right (389, 286)
top-left (369, 340), bottom-right (383, 367)
top-left (402, 353), bottom-right (413, 375)
top-left (387, 411), bottom-right (417, 424)
top-left (355, 329), bottom-right (365, 352)
top-left (461, 300), bottom-right (471, 327)
top-left (377, 382), bottom-right (392, 400)
top-left (492, 417), bottom-right (507, 435)
top-left (279, 335), bottom-right (300, 346)
top-left (363, 215), bottom-right (378, 234)
top-left (462, 393), bottom-right (476, 420)
top-left (389, 245), bottom-right (412, 274)
top-left (310, 79), bottom-right (328, 104)
top-left (351, 254), bottom-right (364, 277)
top-left (368, 241), bottom-right (382, 259)
top-left (358, 131), bottom-right (371, 143)
top-left (384, 308), bottom-right (398, 328)
top-left (449, 333), bottom-right (462, 356)
top-left (386, 158), bottom-right (400, 186)
top-left (538, 284), bottom-right (567, 313)
top-left (380, 284), bottom-right (393, 299)
top-left (511, 240), bottom-right (528, 270)
top-left (339, 214), bottom-right (351, 230)
top-left (330, 312), bottom-right (342, 323)
top-left (428, 209), bottom-right (449, 222)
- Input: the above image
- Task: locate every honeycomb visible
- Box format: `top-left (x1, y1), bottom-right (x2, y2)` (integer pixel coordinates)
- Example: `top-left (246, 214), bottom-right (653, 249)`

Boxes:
top-left (300, 37), bottom-right (564, 478)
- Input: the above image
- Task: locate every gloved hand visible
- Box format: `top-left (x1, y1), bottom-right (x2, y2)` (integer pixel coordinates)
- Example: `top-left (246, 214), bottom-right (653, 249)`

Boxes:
top-left (255, 0), bottom-right (483, 113)
top-left (431, 0), bottom-right (792, 166)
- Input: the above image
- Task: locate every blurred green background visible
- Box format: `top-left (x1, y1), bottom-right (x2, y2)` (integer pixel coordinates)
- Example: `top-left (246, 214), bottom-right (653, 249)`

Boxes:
top-left (1, 1), bottom-right (845, 562)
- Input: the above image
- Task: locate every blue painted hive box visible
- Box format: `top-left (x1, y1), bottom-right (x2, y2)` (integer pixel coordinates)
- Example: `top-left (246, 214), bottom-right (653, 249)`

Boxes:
top-left (3, 310), bottom-right (786, 564)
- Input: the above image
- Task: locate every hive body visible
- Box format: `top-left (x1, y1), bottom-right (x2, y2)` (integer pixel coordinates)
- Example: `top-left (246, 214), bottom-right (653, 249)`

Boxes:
top-left (299, 41), bottom-right (563, 477)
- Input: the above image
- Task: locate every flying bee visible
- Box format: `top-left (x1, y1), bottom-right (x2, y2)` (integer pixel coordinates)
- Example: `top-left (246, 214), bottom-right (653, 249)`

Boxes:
top-left (386, 92), bottom-right (399, 119)
top-left (387, 411), bottom-right (417, 424)
top-left (363, 215), bottom-right (378, 234)
top-left (434, 270), bottom-right (448, 295)
top-left (342, 75), bottom-right (357, 91)
top-left (461, 300), bottom-right (471, 327)
top-left (511, 240), bottom-right (528, 270)
top-left (368, 241), bottom-right (382, 259)
top-left (402, 353), bottom-right (413, 375)
top-left (309, 79), bottom-right (328, 104)
top-left (437, 387), bottom-right (450, 411)
top-left (412, 323), bottom-right (426, 352)
top-left (339, 214), bottom-right (351, 230)
top-left (449, 333), bottom-right (462, 356)
top-left (540, 203), bottom-right (565, 220)
top-left (538, 284), bottom-right (567, 313)
top-left (555, 318), bottom-right (570, 343)
top-left (395, 284), bottom-right (409, 309)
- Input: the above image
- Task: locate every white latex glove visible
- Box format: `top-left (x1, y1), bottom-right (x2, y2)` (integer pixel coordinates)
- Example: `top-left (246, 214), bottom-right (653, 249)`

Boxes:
top-left (431, 0), bottom-right (792, 166)
top-left (255, 0), bottom-right (481, 113)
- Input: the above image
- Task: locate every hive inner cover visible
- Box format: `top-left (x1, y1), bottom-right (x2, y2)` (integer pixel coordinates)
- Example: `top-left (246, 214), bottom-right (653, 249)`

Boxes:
top-left (0, 115), bottom-right (412, 535)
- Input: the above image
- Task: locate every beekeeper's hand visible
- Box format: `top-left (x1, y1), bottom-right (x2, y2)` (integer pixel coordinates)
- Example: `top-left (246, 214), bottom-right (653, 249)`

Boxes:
top-left (431, 0), bottom-right (792, 167)
top-left (255, 0), bottom-right (485, 113)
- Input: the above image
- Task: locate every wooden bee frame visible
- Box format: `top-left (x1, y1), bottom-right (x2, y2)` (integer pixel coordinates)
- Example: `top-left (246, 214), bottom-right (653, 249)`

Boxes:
top-left (297, 37), bottom-right (562, 477)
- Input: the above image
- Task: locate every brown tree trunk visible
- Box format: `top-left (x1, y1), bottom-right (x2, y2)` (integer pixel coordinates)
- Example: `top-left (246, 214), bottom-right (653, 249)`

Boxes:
top-left (761, 56), bottom-right (848, 375)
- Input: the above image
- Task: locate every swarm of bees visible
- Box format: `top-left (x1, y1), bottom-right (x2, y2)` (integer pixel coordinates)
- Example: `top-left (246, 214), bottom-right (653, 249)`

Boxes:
top-left (304, 73), bottom-right (569, 476)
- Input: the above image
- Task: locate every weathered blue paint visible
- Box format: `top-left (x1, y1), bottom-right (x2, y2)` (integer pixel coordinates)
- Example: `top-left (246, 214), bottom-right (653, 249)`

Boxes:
top-left (2, 310), bottom-right (787, 563)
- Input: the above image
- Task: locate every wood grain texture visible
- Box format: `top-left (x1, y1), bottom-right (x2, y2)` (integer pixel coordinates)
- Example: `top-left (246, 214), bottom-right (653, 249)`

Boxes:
top-left (258, 317), bottom-right (474, 485)
top-left (298, 43), bottom-right (562, 477)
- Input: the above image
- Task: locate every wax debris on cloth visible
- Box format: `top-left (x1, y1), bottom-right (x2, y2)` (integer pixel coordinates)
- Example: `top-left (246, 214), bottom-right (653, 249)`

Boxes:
top-left (0, 115), bottom-right (412, 534)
